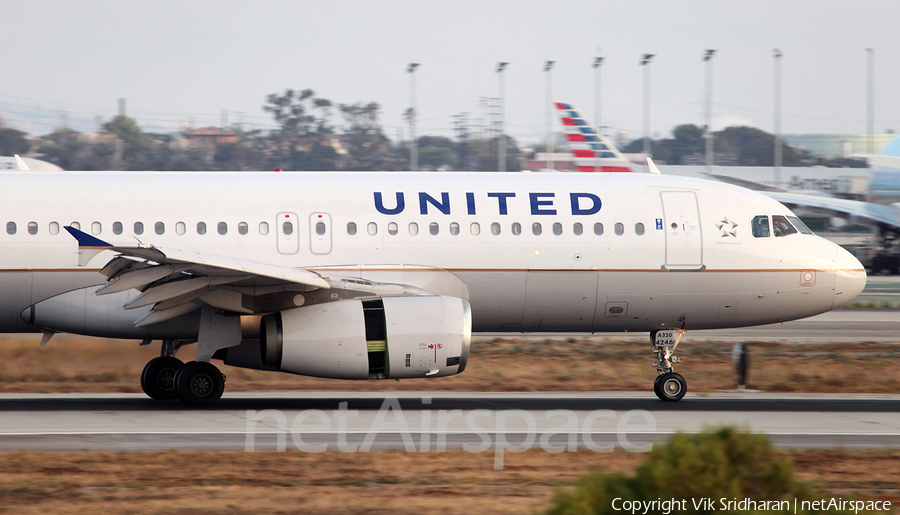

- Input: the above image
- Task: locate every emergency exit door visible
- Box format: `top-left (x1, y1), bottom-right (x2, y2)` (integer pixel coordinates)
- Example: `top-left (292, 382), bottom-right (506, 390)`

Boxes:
top-left (660, 191), bottom-right (703, 269)
top-left (277, 212), bottom-right (299, 255)
top-left (309, 212), bottom-right (332, 255)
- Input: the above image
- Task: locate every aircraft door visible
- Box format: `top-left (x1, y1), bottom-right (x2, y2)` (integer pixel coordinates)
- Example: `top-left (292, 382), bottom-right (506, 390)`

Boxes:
top-left (660, 191), bottom-right (703, 270)
top-left (277, 212), bottom-right (300, 255)
top-left (309, 213), bottom-right (332, 255)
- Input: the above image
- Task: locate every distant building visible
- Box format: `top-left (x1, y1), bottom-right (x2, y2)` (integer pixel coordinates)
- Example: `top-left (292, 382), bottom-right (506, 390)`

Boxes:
top-left (183, 127), bottom-right (238, 149)
top-left (782, 133), bottom-right (895, 159)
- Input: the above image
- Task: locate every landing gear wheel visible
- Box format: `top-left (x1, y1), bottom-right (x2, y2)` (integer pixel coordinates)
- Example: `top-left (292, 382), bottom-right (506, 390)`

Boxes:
top-left (174, 361), bottom-right (225, 406)
top-left (654, 372), bottom-right (687, 401)
top-left (140, 356), bottom-right (184, 400)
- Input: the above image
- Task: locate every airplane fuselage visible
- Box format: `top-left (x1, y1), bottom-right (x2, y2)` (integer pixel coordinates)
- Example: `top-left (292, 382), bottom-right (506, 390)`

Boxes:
top-left (0, 171), bottom-right (865, 339)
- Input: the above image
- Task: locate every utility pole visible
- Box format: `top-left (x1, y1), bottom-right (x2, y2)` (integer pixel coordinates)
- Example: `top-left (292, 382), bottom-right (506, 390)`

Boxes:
top-left (544, 60), bottom-right (555, 170)
top-left (640, 54), bottom-right (655, 159)
top-left (867, 48), bottom-right (875, 155)
top-left (408, 62), bottom-right (420, 171)
top-left (497, 62), bottom-right (508, 171)
top-left (593, 56), bottom-right (604, 173)
top-left (773, 49), bottom-right (782, 186)
top-left (704, 49), bottom-right (716, 173)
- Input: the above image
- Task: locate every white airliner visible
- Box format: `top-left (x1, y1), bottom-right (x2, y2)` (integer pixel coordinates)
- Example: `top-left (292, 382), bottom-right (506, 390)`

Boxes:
top-left (1, 166), bottom-right (865, 404)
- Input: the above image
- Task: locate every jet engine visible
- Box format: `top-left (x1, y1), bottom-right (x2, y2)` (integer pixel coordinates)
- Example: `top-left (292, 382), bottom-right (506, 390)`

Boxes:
top-left (253, 296), bottom-right (470, 380)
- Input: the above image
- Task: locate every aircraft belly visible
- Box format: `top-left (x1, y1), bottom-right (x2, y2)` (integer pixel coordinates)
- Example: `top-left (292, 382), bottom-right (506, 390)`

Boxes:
top-left (458, 271), bottom-right (526, 332)
top-left (0, 272), bottom-right (33, 332)
top-left (521, 271), bottom-right (598, 331)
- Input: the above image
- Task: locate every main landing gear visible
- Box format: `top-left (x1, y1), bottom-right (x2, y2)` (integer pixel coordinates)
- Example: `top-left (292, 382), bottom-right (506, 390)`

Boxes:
top-left (140, 339), bottom-right (226, 406)
top-left (651, 330), bottom-right (687, 401)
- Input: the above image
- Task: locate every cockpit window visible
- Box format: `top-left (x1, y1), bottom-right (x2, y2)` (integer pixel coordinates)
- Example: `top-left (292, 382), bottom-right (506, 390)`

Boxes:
top-left (787, 216), bottom-right (813, 234)
top-left (772, 215), bottom-right (798, 237)
top-left (751, 215), bottom-right (770, 238)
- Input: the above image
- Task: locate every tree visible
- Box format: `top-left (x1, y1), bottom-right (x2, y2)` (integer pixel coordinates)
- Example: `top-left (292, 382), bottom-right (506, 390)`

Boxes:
top-left (337, 102), bottom-right (399, 170)
top-left (263, 89), bottom-right (335, 170)
top-left (104, 115), bottom-right (152, 169)
top-left (0, 118), bottom-right (31, 155)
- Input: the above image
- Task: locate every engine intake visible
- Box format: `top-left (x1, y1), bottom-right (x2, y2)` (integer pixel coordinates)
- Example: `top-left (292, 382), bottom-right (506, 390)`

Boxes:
top-left (259, 296), bottom-right (470, 380)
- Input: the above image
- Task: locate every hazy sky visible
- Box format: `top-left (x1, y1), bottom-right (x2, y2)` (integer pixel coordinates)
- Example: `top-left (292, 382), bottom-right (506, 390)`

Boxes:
top-left (2, 0), bottom-right (898, 144)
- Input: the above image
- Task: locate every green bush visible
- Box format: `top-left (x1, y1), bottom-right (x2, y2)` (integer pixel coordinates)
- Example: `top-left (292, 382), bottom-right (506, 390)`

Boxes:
top-left (546, 428), bottom-right (864, 515)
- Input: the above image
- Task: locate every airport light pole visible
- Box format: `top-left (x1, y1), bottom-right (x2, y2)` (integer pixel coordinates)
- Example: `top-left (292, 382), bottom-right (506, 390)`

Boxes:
top-left (773, 49), bottom-right (782, 186)
top-left (704, 49), bottom-right (716, 173)
top-left (867, 48), bottom-right (875, 155)
top-left (593, 56), bottom-right (604, 173)
top-left (408, 62), bottom-right (420, 171)
top-left (640, 54), bottom-right (654, 159)
top-left (497, 62), bottom-right (508, 171)
top-left (545, 60), bottom-right (555, 170)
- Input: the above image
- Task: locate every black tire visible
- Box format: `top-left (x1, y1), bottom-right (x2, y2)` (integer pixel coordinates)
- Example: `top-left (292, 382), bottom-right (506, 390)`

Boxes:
top-left (174, 361), bottom-right (225, 406)
top-left (140, 356), bottom-right (184, 400)
top-left (655, 372), bottom-right (687, 401)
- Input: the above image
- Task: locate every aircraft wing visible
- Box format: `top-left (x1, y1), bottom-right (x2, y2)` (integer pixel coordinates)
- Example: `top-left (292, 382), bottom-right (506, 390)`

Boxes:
top-left (767, 191), bottom-right (900, 228)
top-left (65, 226), bottom-right (434, 327)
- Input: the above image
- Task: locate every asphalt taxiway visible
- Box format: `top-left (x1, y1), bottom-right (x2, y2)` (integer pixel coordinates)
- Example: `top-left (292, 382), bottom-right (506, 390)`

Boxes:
top-left (0, 391), bottom-right (897, 452)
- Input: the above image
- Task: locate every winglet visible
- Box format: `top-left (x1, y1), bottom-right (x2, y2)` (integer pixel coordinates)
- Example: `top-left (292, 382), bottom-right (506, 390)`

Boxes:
top-left (64, 226), bottom-right (115, 266)
top-left (64, 225), bottom-right (113, 248)
top-left (14, 155), bottom-right (29, 172)
top-left (646, 157), bottom-right (661, 175)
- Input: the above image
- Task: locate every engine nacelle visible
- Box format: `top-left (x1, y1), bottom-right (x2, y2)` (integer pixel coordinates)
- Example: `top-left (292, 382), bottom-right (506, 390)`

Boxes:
top-left (258, 296), bottom-right (471, 380)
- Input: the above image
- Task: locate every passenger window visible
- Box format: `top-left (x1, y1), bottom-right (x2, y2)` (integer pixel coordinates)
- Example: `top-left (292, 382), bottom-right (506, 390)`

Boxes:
top-left (6, 222), bottom-right (15, 235)
top-left (491, 222), bottom-right (501, 235)
top-left (260, 222), bottom-right (270, 235)
top-left (71, 221), bottom-right (81, 231)
top-left (751, 215), bottom-right (770, 238)
top-left (218, 222), bottom-right (228, 235)
top-left (511, 222), bottom-right (521, 235)
top-left (552, 222), bottom-right (563, 235)
top-left (92, 222), bottom-right (102, 235)
top-left (772, 215), bottom-right (797, 237)
top-left (593, 223), bottom-right (604, 235)
top-left (176, 222), bottom-right (186, 235)
top-left (388, 222), bottom-right (398, 235)
top-left (573, 222), bottom-right (583, 235)
top-left (787, 216), bottom-right (813, 234)
top-left (28, 222), bottom-right (37, 235)
top-left (238, 222), bottom-right (248, 235)
top-left (450, 222), bottom-right (459, 235)
top-left (532, 222), bottom-right (542, 235)
top-left (197, 222), bottom-right (207, 235)
top-left (470, 222), bottom-right (480, 235)
top-left (155, 222), bottom-right (165, 235)
top-left (367, 222), bottom-right (378, 235)
top-left (614, 223), bottom-right (624, 235)
top-left (635, 223), bottom-right (645, 235)
top-left (112, 221), bottom-right (123, 235)
top-left (316, 222), bottom-right (326, 235)
top-left (409, 222), bottom-right (418, 235)
top-left (49, 222), bottom-right (59, 235)
top-left (282, 222), bottom-right (292, 235)
top-left (347, 222), bottom-right (357, 235)
top-left (429, 222), bottom-right (439, 235)
top-left (132, 222), bottom-right (142, 235)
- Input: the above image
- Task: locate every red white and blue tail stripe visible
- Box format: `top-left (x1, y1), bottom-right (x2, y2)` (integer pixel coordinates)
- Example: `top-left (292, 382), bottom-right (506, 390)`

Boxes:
top-left (555, 102), bottom-right (633, 172)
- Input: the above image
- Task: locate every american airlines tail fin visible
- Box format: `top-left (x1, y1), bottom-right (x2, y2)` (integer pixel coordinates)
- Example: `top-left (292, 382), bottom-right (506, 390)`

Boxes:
top-left (554, 103), bottom-right (633, 172)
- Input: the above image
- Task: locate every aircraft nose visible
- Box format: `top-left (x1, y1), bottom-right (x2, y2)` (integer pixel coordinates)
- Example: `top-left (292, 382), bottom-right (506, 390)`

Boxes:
top-left (833, 246), bottom-right (866, 309)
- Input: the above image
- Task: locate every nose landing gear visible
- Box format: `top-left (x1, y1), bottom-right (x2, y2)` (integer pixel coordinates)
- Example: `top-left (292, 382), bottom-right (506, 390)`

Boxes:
top-left (651, 330), bottom-right (687, 401)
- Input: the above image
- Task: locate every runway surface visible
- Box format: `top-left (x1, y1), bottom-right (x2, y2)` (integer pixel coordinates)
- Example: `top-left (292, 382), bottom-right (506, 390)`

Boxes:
top-left (1, 391), bottom-right (898, 452)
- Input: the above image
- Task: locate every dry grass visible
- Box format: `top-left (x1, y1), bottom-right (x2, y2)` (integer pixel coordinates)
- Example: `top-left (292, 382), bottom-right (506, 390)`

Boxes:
top-left (0, 449), bottom-right (896, 515)
top-left (1, 334), bottom-right (900, 394)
